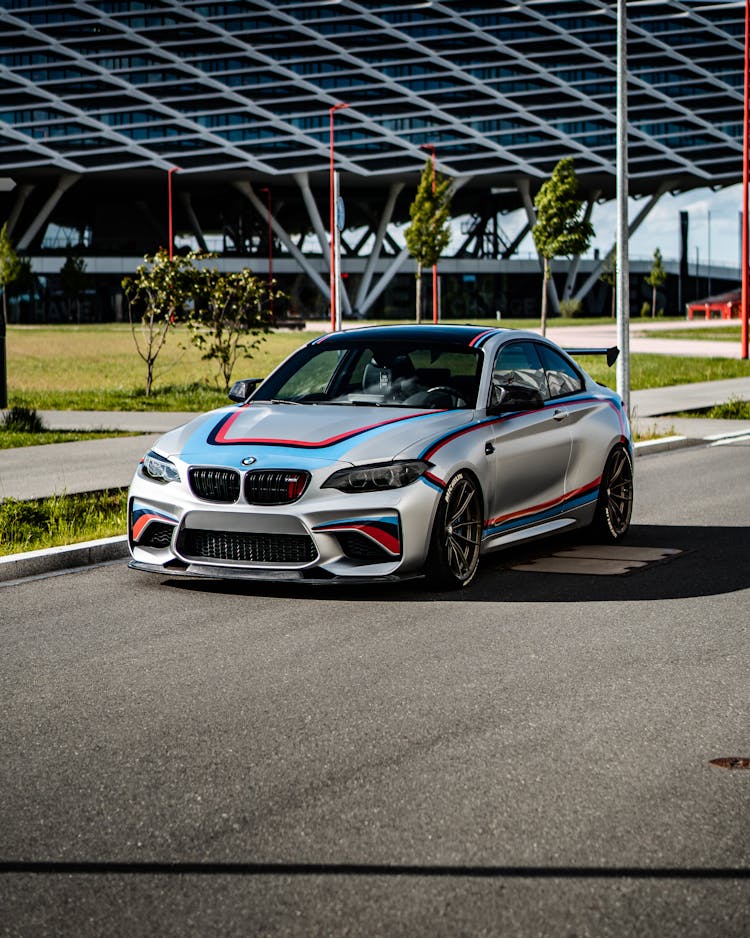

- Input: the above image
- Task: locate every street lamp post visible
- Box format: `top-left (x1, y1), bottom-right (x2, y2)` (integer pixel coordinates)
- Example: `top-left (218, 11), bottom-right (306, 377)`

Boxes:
top-left (742, 0), bottom-right (749, 359)
top-left (329, 102), bottom-right (350, 331)
top-left (167, 166), bottom-right (180, 260)
top-left (616, 0), bottom-right (631, 414)
top-left (260, 186), bottom-right (273, 321)
top-left (420, 143), bottom-right (439, 324)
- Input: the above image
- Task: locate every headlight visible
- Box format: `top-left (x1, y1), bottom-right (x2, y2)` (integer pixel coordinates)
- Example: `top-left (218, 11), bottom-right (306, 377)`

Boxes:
top-left (140, 450), bottom-right (180, 484)
top-left (322, 460), bottom-right (431, 493)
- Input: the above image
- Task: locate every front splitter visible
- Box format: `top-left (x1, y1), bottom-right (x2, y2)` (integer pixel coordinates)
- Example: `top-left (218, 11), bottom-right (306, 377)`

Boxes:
top-left (128, 559), bottom-right (423, 586)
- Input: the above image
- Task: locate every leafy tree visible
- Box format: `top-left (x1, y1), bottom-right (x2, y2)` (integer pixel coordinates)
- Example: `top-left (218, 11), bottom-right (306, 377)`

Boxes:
top-left (532, 157), bottom-right (593, 336)
top-left (645, 246), bottom-right (667, 318)
top-left (0, 223), bottom-right (21, 325)
top-left (188, 266), bottom-right (272, 393)
top-left (0, 223), bottom-right (23, 408)
top-left (405, 158), bottom-right (451, 323)
top-left (599, 246), bottom-right (617, 320)
top-left (122, 248), bottom-right (202, 396)
top-left (60, 251), bottom-right (87, 323)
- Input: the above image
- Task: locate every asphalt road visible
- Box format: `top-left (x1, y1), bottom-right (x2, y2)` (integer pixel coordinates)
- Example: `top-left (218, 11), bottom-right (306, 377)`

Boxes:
top-left (1, 440), bottom-right (749, 937)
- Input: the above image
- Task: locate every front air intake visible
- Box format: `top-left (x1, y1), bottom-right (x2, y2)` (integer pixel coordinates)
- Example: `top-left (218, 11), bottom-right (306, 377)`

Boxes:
top-left (178, 529), bottom-right (317, 564)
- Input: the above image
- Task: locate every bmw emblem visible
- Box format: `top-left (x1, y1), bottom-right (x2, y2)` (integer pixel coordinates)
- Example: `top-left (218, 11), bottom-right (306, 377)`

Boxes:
top-left (241, 456), bottom-right (257, 466)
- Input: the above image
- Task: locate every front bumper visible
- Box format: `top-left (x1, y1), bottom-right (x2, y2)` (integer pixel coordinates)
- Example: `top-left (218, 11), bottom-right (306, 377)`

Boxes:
top-left (128, 471), bottom-right (439, 582)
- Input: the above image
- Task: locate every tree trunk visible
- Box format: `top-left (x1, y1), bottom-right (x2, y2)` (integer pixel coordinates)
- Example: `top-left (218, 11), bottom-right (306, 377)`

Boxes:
top-left (540, 257), bottom-right (549, 337)
top-left (652, 283), bottom-right (657, 318)
top-left (415, 262), bottom-right (423, 324)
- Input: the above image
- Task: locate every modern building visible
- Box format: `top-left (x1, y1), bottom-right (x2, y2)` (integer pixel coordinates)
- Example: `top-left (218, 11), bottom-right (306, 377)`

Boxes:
top-left (0, 0), bottom-right (745, 321)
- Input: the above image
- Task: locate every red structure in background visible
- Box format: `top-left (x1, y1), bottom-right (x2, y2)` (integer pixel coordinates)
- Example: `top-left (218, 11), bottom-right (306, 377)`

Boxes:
top-left (687, 289), bottom-right (742, 320)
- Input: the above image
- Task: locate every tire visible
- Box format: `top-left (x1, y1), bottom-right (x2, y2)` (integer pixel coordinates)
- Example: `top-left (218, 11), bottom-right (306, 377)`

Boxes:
top-left (591, 445), bottom-right (634, 542)
top-left (425, 471), bottom-right (483, 589)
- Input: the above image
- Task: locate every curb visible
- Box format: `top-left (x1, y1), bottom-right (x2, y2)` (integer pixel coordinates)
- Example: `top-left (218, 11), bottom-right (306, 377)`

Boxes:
top-left (0, 535), bottom-right (129, 584)
top-left (633, 435), bottom-right (694, 456)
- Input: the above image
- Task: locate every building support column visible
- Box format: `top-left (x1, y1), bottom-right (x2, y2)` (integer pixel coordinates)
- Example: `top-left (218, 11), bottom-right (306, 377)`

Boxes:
top-left (5, 183), bottom-right (34, 238)
top-left (354, 182), bottom-right (403, 317)
top-left (178, 191), bottom-right (208, 253)
top-left (563, 193), bottom-right (600, 300)
top-left (16, 174), bottom-right (79, 250)
top-left (573, 183), bottom-right (670, 304)
top-left (293, 172), bottom-right (352, 317)
top-left (234, 180), bottom-right (330, 299)
top-left (358, 248), bottom-right (411, 317)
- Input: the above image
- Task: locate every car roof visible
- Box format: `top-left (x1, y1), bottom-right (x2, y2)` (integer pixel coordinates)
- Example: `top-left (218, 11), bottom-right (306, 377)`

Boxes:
top-left (309, 324), bottom-right (514, 348)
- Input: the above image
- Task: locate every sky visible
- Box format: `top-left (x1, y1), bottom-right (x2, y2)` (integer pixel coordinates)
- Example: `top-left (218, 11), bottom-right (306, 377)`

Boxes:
top-left (506, 182), bottom-right (744, 272)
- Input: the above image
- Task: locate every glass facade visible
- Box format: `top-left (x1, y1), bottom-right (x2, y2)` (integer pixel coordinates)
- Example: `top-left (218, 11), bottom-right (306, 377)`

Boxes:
top-left (0, 0), bottom-right (743, 322)
top-left (0, 0), bottom-right (742, 182)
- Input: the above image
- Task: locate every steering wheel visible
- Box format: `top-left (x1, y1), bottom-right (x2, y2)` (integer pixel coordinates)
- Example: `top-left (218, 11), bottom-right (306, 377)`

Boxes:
top-left (425, 386), bottom-right (466, 408)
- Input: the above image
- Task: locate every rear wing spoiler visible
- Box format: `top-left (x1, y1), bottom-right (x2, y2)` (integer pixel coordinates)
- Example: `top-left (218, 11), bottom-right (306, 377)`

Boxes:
top-left (564, 346), bottom-right (620, 368)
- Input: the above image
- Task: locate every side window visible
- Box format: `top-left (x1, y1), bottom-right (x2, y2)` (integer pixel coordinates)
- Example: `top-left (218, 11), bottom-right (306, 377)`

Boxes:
top-left (491, 341), bottom-right (549, 404)
top-left (536, 345), bottom-right (584, 398)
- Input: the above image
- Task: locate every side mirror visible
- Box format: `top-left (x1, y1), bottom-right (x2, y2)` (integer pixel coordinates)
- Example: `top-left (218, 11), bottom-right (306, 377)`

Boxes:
top-left (488, 382), bottom-right (544, 414)
top-left (228, 378), bottom-right (262, 404)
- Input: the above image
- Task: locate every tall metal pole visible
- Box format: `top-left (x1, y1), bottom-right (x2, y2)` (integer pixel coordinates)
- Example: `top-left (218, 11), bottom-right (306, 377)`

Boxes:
top-left (742, 0), bottom-right (749, 359)
top-left (329, 102), bottom-right (349, 331)
top-left (260, 186), bottom-right (273, 321)
top-left (616, 0), bottom-right (630, 413)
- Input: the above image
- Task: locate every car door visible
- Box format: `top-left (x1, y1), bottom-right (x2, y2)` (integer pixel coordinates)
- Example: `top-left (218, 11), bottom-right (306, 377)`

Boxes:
top-left (535, 342), bottom-right (613, 501)
top-left (483, 340), bottom-right (572, 539)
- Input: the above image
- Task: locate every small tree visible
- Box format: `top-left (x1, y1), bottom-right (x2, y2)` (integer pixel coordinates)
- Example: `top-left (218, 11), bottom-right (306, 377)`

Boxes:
top-left (122, 248), bottom-right (202, 396)
top-left (405, 158), bottom-right (451, 323)
top-left (532, 157), bottom-right (593, 336)
top-left (645, 246), bottom-right (667, 318)
top-left (0, 223), bottom-right (23, 408)
top-left (188, 266), bottom-right (272, 393)
top-left (60, 251), bottom-right (87, 323)
top-left (599, 246), bottom-right (617, 320)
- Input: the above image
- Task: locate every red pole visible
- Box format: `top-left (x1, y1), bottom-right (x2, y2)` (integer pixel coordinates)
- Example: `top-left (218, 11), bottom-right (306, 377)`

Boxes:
top-left (743, 0), bottom-right (749, 358)
top-left (167, 166), bottom-right (179, 259)
top-left (421, 143), bottom-right (438, 323)
top-left (260, 186), bottom-right (273, 320)
top-left (329, 103), bottom-right (349, 331)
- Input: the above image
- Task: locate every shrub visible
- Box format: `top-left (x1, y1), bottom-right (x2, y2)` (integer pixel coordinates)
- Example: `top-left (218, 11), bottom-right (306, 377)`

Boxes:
top-left (2, 406), bottom-right (45, 433)
top-left (559, 298), bottom-right (584, 318)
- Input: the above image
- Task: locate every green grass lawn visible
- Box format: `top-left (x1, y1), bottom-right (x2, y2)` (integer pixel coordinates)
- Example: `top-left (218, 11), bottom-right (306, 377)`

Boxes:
top-left (0, 430), bottom-right (135, 450)
top-left (6, 321), bottom-right (749, 412)
top-left (0, 489), bottom-right (127, 556)
top-left (637, 325), bottom-right (742, 341)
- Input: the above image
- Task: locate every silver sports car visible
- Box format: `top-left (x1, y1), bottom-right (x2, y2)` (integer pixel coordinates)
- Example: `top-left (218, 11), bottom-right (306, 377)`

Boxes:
top-left (128, 324), bottom-right (633, 588)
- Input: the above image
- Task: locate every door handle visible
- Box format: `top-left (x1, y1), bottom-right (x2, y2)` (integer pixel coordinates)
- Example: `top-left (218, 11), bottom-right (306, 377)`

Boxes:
top-left (552, 409), bottom-right (568, 422)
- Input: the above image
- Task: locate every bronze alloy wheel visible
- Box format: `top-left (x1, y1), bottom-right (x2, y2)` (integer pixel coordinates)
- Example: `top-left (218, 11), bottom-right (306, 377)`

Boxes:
top-left (427, 471), bottom-right (483, 588)
top-left (594, 445), bottom-right (634, 542)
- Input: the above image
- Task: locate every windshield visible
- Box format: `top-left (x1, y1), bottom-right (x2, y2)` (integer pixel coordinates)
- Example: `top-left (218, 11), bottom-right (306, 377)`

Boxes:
top-left (254, 341), bottom-right (483, 409)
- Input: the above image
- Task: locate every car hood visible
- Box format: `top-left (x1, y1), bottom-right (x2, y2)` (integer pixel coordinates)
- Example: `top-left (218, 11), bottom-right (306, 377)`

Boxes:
top-left (155, 403), bottom-right (474, 469)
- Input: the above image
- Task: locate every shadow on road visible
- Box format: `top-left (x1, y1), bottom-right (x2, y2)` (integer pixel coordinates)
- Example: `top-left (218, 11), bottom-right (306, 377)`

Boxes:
top-left (2, 858), bottom-right (749, 880)
top-left (160, 523), bottom-right (750, 604)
